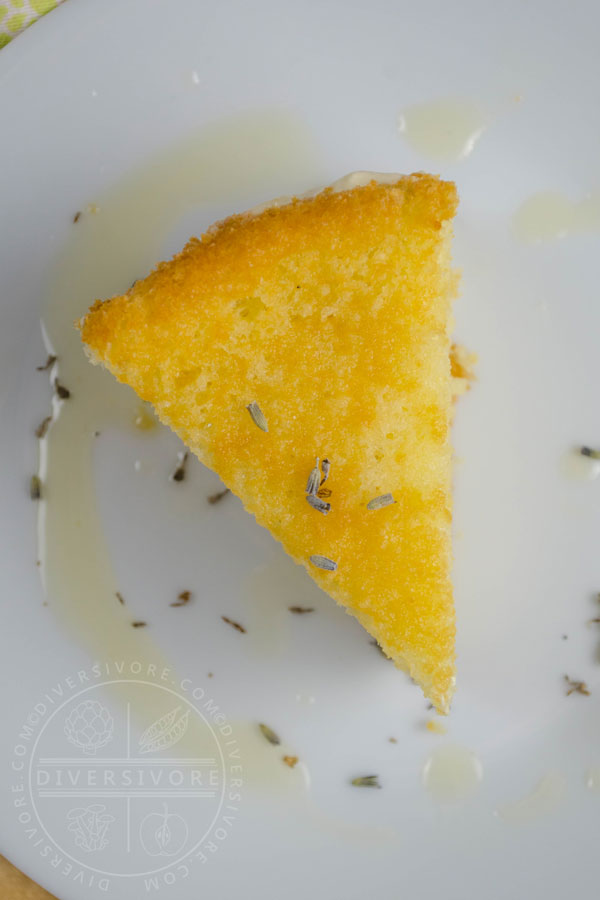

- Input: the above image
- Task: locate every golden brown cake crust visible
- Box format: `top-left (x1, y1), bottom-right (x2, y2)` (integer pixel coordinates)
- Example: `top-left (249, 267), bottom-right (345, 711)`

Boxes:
top-left (80, 174), bottom-right (458, 712)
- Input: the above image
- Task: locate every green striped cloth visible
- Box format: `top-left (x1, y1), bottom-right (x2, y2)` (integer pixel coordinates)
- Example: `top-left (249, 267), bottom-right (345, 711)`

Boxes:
top-left (0, 0), bottom-right (66, 49)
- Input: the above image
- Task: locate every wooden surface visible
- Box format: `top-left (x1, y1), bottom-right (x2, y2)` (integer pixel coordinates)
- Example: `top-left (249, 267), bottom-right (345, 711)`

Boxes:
top-left (0, 856), bottom-right (57, 899)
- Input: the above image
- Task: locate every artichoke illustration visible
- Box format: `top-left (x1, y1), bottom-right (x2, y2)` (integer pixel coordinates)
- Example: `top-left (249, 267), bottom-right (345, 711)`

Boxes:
top-left (64, 700), bottom-right (113, 755)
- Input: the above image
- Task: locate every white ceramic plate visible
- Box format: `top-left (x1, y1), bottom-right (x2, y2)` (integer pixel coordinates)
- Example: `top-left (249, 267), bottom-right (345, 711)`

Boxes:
top-left (2, 1), bottom-right (600, 897)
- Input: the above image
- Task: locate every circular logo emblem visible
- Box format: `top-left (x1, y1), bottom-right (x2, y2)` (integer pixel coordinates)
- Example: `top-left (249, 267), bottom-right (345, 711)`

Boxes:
top-left (11, 663), bottom-right (242, 892)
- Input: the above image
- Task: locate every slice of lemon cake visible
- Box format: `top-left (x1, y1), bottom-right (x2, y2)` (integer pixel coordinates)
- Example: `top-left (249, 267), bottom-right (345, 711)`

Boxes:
top-left (79, 172), bottom-right (459, 713)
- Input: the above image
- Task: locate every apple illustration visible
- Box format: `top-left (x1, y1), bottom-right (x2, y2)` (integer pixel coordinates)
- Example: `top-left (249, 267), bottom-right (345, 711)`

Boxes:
top-left (139, 804), bottom-right (188, 857)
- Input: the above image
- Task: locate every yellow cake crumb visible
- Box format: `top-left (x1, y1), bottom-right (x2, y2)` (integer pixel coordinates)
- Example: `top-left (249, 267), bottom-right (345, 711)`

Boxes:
top-left (450, 343), bottom-right (477, 399)
top-left (133, 403), bottom-right (157, 431)
top-left (426, 719), bottom-right (447, 735)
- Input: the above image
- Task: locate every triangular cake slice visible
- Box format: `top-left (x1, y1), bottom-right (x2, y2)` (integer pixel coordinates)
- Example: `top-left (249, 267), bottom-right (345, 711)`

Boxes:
top-left (79, 172), bottom-right (459, 712)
